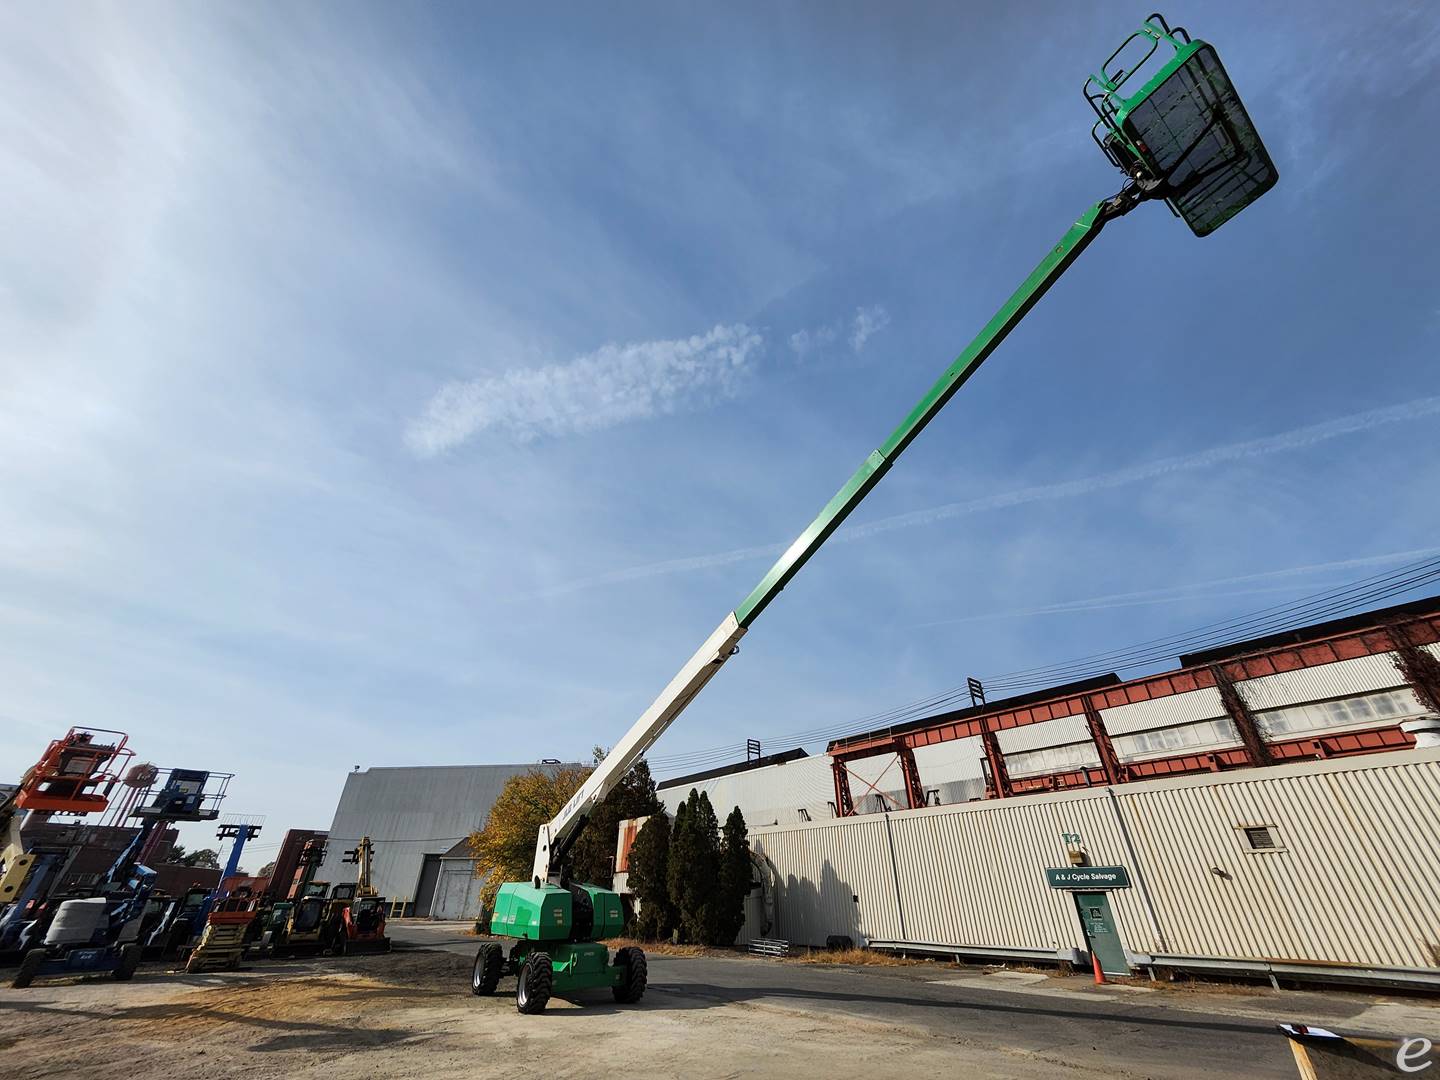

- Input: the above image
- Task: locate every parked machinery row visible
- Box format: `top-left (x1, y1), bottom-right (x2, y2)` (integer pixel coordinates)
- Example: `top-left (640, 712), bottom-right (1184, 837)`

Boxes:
top-left (0, 727), bottom-right (389, 990)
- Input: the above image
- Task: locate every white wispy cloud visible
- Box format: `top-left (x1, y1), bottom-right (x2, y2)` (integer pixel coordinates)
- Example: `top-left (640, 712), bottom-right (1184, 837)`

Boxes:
top-left (850, 305), bottom-right (891, 351)
top-left (406, 323), bottom-right (763, 456)
top-left (788, 324), bottom-right (837, 358)
top-left (789, 304), bottom-right (890, 359)
top-left (542, 394), bottom-right (1440, 594)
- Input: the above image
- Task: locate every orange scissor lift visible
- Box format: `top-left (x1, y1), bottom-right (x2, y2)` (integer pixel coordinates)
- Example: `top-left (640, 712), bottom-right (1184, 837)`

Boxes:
top-left (1, 728), bottom-right (134, 928)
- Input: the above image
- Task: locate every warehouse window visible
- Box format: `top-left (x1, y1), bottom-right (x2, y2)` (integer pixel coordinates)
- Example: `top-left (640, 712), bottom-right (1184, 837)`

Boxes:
top-left (1255, 688), bottom-right (1425, 739)
top-left (1241, 825), bottom-right (1282, 851)
top-left (1112, 717), bottom-right (1240, 761)
top-left (1005, 741), bottom-right (1100, 779)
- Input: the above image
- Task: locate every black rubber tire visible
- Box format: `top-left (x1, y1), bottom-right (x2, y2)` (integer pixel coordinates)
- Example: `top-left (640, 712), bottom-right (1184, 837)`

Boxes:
top-left (611, 946), bottom-right (647, 1004)
top-left (12, 949), bottom-right (45, 989)
top-left (471, 943), bottom-right (502, 996)
top-left (114, 943), bottom-right (142, 981)
top-left (516, 952), bottom-right (552, 1014)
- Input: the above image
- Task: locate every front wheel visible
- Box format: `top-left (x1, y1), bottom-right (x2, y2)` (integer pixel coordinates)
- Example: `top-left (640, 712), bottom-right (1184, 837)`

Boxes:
top-left (516, 952), bottom-right (552, 1014)
top-left (12, 949), bottom-right (45, 989)
top-left (471, 943), bottom-right (502, 996)
top-left (612, 946), bottom-right (647, 1004)
top-left (114, 943), bottom-right (142, 981)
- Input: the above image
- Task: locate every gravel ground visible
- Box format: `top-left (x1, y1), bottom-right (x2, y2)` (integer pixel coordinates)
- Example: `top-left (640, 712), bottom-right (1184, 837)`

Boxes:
top-left (0, 950), bottom-right (1100, 1079)
top-left (2, 935), bottom-right (1436, 1079)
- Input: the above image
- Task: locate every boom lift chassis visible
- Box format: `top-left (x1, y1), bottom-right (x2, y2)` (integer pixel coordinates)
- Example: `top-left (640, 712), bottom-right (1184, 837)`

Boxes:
top-left (476, 13), bottom-right (1278, 1013)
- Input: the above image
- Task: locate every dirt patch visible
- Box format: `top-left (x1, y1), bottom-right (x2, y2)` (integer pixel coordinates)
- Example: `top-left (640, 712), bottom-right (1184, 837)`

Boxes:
top-left (788, 946), bottom-right (932, 967)
top-left (600, 935), bottom-right (721, 958)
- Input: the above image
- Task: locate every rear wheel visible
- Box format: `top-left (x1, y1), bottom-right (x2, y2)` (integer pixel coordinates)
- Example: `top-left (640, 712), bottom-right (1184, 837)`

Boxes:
top-left (612, 946), bottom-right (647, 1004)
top-left (114, 943), bottom-right (142, 981)
top-left (516, 952), bottom-right (552, 1014)
top-left (471, 943), bottom-right (502, 996)
top-left (12, 949), bottom-right (45, 989)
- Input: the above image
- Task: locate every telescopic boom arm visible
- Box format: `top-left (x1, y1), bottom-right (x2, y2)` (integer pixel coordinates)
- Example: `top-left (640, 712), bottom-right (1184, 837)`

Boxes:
top-left (533, 190), bottom-right (1146, 886)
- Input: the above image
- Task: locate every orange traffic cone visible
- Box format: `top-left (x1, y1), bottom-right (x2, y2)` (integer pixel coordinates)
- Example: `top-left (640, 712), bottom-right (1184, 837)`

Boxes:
top-left (1091, 951), bottom-right (1106, 985)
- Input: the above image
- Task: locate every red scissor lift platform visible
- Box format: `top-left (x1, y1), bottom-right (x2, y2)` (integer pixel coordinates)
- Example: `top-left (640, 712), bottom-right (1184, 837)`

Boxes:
top-left (14, 728), bottom-right (134, 814)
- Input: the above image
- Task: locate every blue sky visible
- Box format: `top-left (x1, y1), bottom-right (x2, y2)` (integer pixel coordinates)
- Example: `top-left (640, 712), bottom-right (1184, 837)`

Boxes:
top-left (4, 2), bottom-right (1439, 864)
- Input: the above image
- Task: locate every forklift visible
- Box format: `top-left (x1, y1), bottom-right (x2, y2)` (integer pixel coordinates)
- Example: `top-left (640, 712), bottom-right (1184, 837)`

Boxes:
top-left (326, 837), bottom-right (391, 954)
top-left (264, 838), bottom-right (346, 956)
top-left (470, 12), bottom-right (1279, 1013)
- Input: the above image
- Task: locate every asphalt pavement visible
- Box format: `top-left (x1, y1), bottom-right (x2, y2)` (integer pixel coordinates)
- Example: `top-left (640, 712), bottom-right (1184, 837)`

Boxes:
top-left (391, 921), bottom-right (1440, 1078)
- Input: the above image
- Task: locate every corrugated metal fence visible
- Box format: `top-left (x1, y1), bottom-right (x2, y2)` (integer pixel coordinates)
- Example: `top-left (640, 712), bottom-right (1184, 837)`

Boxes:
top-left (749, 748), bottom-right (1440, 972)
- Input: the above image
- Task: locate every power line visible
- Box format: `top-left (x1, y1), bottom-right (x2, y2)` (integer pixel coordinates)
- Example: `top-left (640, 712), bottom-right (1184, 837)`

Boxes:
top-left (980, 558), bottom-right (1440, 691)
top-left (648, 555), bottom-right (1440, 775)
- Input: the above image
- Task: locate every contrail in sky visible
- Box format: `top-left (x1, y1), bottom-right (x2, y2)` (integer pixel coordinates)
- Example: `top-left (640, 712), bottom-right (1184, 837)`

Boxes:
top-left (542, 394), bottom-right (1440, 596)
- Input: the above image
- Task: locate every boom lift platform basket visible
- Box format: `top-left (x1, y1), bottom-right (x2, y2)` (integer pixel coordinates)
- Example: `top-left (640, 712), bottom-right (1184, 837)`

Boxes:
top-left (1085, 13), bottom-right (1277, 236)
top-left (13, 727), bottom-right (134, 814)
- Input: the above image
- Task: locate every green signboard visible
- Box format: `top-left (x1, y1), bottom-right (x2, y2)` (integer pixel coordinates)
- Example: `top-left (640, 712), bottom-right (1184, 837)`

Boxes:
top-left (1045, 866), bottom-right (1131, 890)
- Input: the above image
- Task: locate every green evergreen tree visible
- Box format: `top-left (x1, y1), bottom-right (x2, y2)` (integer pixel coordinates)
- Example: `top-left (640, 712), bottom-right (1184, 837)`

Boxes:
top-left (626, 811), bottom-right (673, 940)
top-left (570, 750), bottom-right (664, 887)
top-left (666, 789), bottom-right (724, 943)
top-left (716, 806), bottom-right (751, 944)
top-left (665, 797), bottom-right (695, 940)
top-left (691, 791), bottom-right (723, 943)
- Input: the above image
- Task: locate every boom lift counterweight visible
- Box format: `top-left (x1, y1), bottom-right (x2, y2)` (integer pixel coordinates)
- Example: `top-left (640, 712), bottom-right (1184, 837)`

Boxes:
top-left (476, 13), bottom-right (1278, 1014)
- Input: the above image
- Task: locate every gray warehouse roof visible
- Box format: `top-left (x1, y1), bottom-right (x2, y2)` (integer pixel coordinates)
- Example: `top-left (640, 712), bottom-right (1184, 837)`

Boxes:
top-left (315, 762), bottom-right (581, 904)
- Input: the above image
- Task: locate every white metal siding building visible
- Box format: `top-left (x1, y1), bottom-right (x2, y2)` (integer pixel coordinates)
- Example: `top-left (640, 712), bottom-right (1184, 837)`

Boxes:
top-left (658, 753), bottom-right (837, 827)
top-left (317, 762), bottom-right (581, 918)
top-left (742, 748), bottom-right (1440, 982)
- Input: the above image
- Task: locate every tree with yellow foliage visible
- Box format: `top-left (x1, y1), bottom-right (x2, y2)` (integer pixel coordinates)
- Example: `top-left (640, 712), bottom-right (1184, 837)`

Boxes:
top-left (468, 765), bottom-right (589, 908)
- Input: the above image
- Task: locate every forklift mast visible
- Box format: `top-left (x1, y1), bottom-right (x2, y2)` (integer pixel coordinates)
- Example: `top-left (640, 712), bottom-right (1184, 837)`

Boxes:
top-left (529, 12), bottom-right (1278, 888)
top-left (283, 835), bottom-right (326, 904)
top-left (343, 836), bottom-right (377, 898)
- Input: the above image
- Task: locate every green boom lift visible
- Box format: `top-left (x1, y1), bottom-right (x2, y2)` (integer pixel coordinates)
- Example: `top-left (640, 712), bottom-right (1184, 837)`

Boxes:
top-left (473, 13), bottom-right (1278, 1013)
